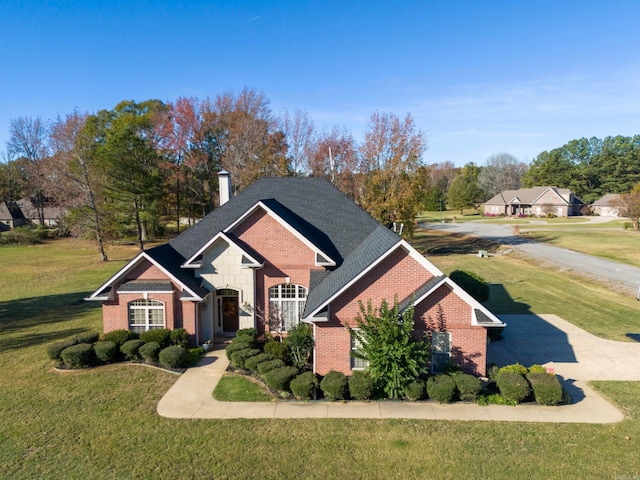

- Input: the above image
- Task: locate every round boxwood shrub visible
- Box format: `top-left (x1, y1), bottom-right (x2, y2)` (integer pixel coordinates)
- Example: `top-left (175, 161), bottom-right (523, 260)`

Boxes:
top-left (170, 328), bottom-right (188, 347)
top-left (245, 353), bottom-right (275, 372)
top-left (101, 329), bottom-right (137, 347)
top-left (139, 341), bottom-right (161, 363)
top-left (452, 373), bottom-right (483, 402)
top-left (498, 363), bottom-right (528, 376)
top-left (263, 340), bottom-right (288, 361)
top-left (495, 371), bottom-right (531, 404)
top-left (290, 371), bottom-right (319, 400)
top-left (527, 364), bottom-right (547, 374)
top-left (225, 340), bottom-right (253, 360)
top-left (231, 348), bottom-right (261, 370)
top-left (404, 380), bottom-right (426, 401)
top-left (449, 270), bottom-right (489, 302)
top-left (349, 370), bottom-right (375, 400)
top-left (61, 343), bottom-right (95, 369)
top-left (426, 374), bottom-right (456, 403)
top-left (120, 339), bottom-right (145, 361)
top-left (46, 338), bottom-right (77, 361)
top-left (235, 328), bottom-right (258, 343)
top-left (94, 341), bottom-right (118, 363)
top-left (139, 328), bottom-right (171, 348)
top-left (257, 359), bottom-right (285, 375)
top-left (73, 331), bottom-right (100, 345)
top-left (526, 372), bottom-right (563, 405)
top-left (320, 370), bottom-right (348, 401)
top-left (159, 345), bottom-right (187, 369)
top-left (263, 366), bottom-right (299, 392)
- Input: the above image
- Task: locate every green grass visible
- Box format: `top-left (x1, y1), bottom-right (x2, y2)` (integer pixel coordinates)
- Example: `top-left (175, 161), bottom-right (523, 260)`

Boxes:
top-left (213, 374), bottom-right (272, 402)
top-left (2, 238), bottom-right (640, 478)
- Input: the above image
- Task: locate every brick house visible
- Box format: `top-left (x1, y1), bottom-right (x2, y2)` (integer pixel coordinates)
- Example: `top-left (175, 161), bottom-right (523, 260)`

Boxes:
top-left (88, 172), bottom-right (504, 376)
top-left (484, 186), bottom-right (584, 217)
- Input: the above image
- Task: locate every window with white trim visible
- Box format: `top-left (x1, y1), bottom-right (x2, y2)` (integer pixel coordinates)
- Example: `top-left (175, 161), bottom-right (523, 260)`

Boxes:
top-left (268, 284), bottom-right (307, 332)
top-left (128, 299), bottom-right (165, 333)
top-left (431, 331), bottom-right (451, 374)
top-left (350, 329), bottom-right (368, 370)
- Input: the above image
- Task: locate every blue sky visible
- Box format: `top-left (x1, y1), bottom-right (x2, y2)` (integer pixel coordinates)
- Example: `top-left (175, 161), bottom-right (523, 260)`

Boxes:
top-left (1, 0), bottom-right (639, 166)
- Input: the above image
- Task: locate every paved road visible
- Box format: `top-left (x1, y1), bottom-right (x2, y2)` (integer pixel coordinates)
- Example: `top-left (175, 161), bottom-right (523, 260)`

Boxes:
top-left (421, 221), bottom-right (640, 295)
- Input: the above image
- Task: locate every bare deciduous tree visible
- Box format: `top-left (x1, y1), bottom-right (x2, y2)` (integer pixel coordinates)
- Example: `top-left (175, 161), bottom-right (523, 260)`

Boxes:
top-left (478, 152), bottom-right (528, 199)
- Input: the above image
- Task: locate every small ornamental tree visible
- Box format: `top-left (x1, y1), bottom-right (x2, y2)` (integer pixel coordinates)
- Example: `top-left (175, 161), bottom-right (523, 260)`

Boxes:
top-left (346, 298), bottom-right (430, 399)
top-left (286, 322), bottom-right (314, 368)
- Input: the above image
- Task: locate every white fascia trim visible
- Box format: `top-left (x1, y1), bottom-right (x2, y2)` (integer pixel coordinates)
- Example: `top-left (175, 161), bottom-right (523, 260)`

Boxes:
top-left (182, 231), bottom-right (262, 268)
top-left (508, 197), bottom-right (522, 205)
top-left (432, 277), bottom-right (506, 327)
top-left (116, 290), bottom-right (174, 294)
top-left (305, 241), bottom-right (407, 318)
top-left (223, 201), bottom-right (337, 267)
top-left (86, 252), bottom-right (147, 300)
top-left (531, 187), bottom-right (569, 206)
top-left (411, 276), bottom-right (449, 306)
top-left (401, 239), bottom-right (444, 277)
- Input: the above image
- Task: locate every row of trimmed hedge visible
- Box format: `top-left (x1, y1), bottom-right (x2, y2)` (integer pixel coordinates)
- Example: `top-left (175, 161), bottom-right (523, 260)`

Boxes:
top-left (491, 363), bottom-right (564, 405)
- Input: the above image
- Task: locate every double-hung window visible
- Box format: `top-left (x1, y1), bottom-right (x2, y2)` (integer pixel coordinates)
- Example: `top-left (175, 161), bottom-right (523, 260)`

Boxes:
top-left (128, 299), bottom-right (165, 333)
top-left (431, 331), bottom-right (451, 374)
top-left (350, 329), bottom-right (368, 370)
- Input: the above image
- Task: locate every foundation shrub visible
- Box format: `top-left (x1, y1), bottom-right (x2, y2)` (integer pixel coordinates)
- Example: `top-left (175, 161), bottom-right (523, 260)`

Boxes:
top-left (257, 359), bottom-right (285, 375)
top-left (159, 345), bottom-right (186, 369)
top-left (94, 341), bottom-right (118, 363)
top-left (348, 371), bottom-right (375, 400)
top-left (225, 340), bottom-right (253, 360)
top-left (139, 341), bottom-right (161, 363)
top-left (426, 374), bottom-right (456, 403)
top-left (286, 323), bottom-right (314, 368)
top-left (170, 328), bottom-right (188, 347)
top-left (495, 371), bottom-right (531, 404)
top-left (527, 364), bottom-right (547, 374)
top-left (101, 329), bottom-right (137, 347)
top-left (245, 353), bottom-right (276, 372)
top-left (404, 380), bottom-right (426, 401)
top-left (235, 328), bottom-right (258, 343)
top-left (120, 339), bottom-right (144, 360)
top-left (73, 331), bottom-right (100, 344)
top-left (449, 270), bottom-right (490, 302)
top-left (231, 348), bottom-right (261, 370)
top-left (263, 340), bottom-right (289, 361)
top-left (452, 373), bottom-right (483, 401)
top-left (320, 370), bottom-right (348, 401)
top-left (46, 338), bottom-right (77, 361)
top-left (139, 329), bottom-right (171, 348)
top-left (526, 372), bottom-right (563, 405)
top-left (263, 366), bottom-right (299, 392)
top-left (61, 343), bottom-right (95, 369)
top-left (289, 371), bottom-right (319, 400)
top-left (498, 363), bottom-right (528, 376)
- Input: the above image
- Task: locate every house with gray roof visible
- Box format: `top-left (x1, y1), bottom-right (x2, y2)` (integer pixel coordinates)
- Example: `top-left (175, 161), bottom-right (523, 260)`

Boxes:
top-left (88, 172), bottom-right (504, 376)
top-left (591, 194), bottom-right (621, 217)
top-left (0, 201), bottom-right (27, 231)
top-left (484, 186), bottom-right (584, 217)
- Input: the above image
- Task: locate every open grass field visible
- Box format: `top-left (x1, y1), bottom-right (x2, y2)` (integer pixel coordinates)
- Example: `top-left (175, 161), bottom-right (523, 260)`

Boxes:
top-left (1, 238), bottom-right (640, 478)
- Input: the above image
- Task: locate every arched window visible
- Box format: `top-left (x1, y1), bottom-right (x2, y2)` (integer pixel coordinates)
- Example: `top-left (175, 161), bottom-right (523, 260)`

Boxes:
top-left (268, 284), bottom-right (307, 332)
top-left (128, 299), bottom-right (165, 333)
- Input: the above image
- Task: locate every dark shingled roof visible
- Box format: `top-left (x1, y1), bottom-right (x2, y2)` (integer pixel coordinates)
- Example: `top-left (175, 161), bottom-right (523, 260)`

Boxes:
top-left (144, 244), bottom-right (209, 299)
top-left (118, 280), bottom-right (173, 292)
top-left (398, 275), bottom-right (446, 313)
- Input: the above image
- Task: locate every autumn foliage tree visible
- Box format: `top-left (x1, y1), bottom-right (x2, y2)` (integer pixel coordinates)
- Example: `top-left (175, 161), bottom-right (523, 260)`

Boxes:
top-left (611, 182), bottom-right (640, 230)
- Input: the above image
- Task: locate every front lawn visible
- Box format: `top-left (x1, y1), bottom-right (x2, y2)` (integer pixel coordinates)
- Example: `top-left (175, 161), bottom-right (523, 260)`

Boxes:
top-left (213, 374), bottom-right (272, 402)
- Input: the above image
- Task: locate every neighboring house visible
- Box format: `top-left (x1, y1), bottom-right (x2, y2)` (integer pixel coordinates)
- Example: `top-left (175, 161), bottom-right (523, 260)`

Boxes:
top-left (591, 194), bottom-right (621, 217)
top-left (17, 197), bottom-right (66, 226)
top-left (484, 186), bottom-right (584, 217)
top-left (0, 201), bottom-right (27, 231)
top-left (88, 172), bottom-right (505, 376)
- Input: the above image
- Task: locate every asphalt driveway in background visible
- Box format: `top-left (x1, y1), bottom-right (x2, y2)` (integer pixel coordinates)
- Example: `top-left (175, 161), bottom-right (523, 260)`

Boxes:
top-left (421, 221), bottom-right (640, 295)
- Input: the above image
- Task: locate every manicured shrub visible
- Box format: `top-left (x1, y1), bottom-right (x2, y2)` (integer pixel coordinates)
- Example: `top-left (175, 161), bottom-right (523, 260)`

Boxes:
top-left (263, 366), bottom-right (299, 392)
top-left (159, 345), bottom-right (187, 369)
top-left (349, 370), bottom-right (375, 400)
top-left (426, 375), bottom-right (456, 403)
top-left (231, 348), bottom-right (261, 370)
top-left (73, 331), bottom-right (100, 344)
top-left (320, 370), bottom-right (348, 401)
top-left (184, 347), bottom-right (204, 367)
top-left (101, 329), bottom-right (137, 347)
top-left (526, 372), bottom-right (563, 405)
top-left (527, 364), bottom-right (547, 374)
top-left (495, 371), bottom-right (531, 404)
top-left (290, 371), bottom-right (318, 400)
top-left (452, 373), bottom-right (483, 402)
top-left (263, 340), bottom-right (288, 361)
top-left (170, 328), bottom-right (189, 347)
top-left (120, 339), bottom-right (144, 360)
top-left (226, 340), bottom-right (253, 360)
top-left (257, 359), bottom-right (285, 375)
top-left (61, 343), bottom-right (95, 369)
top-left (94, 341), bottom-right (118, 363)
top-left (449, 270), bottom-right (490, 302)
top-left (235, 328), bottom-right (258, 342)
top-left (139, 328), bottom-right (171, 348)
top-left (498, 363), bottom-right (528, 376)
top-left (139, 341), bottom-right (161, 363)
top-left (404, 380), bottom-right (426, 401)
top-left (287, 322), bottom-right (314, 368)
top-left (46, 338), bottom-right (77, 361)
top-left (245, 353), bottom-right (276, 372)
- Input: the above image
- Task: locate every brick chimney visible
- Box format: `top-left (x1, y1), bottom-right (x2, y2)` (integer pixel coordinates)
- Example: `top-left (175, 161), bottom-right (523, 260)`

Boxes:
top-left (218, 170), bottom-right (231, 206)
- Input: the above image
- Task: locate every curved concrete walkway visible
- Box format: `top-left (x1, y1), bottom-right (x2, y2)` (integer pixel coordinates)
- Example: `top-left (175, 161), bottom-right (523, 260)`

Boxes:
top-left (157, 314), bottom-right (640, 423)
